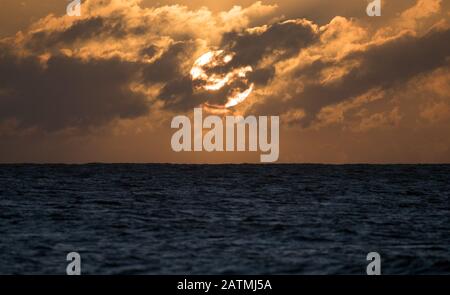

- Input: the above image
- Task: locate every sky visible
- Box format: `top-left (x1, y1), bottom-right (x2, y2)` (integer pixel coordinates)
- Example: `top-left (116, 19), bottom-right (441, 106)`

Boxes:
top-left (0, 0), bottom-right (449, 163)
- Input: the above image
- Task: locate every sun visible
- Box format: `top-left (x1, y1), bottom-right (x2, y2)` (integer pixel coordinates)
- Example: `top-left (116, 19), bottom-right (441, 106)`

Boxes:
top-left (190, 50), bottom-right (254, 112)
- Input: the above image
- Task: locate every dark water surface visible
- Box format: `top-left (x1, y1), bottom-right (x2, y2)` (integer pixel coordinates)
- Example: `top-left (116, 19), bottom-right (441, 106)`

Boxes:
top-left (0, 164), bottom-right (449, 274)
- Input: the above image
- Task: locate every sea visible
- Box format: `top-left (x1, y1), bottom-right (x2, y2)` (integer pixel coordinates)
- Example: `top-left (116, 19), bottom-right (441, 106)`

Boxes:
top-left (0, 164), bottom-right (448, 274)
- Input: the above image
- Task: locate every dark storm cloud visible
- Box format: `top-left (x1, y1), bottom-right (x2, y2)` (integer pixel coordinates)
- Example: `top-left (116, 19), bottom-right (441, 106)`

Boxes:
top-left (157, 19), bottom-right (319, 111)
top-left (157, 76), bottom-right (195, 109)
top-left (2, 0), bottom-right (448, 131)
top-left (26, 16), bottom-right (130, 51)
top-left (0, 28), bottom-right (200, 131)
top-left (0, 49), bottom-right (149, 131)
top-left (221, 19), bottom-right (318, 67)
top-left (247, 67), bottom-right (276, 85)
top-left (253, 27), bottom-right (450, 126)
top-left (142, 41), bottom-right (197, 83)
top-left (156, 76), bottom-right (248, 110)
top-left (140, 40), bottom-right (207, 110)
top-left (300, 28), bottom-right (450, 123)
top-left (222, 19), bottom-right (318, 87)
top-left (140, 44), bottom-right (159, 58)
top-left (157, 69), bottom-right (254, 111)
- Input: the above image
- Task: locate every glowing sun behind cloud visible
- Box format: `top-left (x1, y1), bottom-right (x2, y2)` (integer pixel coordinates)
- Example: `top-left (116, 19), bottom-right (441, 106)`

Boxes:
top-left (190, 50), bottom-right (254, 112)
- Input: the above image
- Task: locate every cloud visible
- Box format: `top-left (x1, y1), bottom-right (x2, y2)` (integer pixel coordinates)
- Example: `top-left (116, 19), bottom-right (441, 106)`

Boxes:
top-left (0, 48), bottom-right (148, 131)
top-left (221, 19), bottom-right (319, 67)
top-left (0, 0), bottom-right (449, 163)
top-left (247, 12), bottom-right (450, 127)
top-left (25, 15), bottom-right (131, 52)
top-left (142, 40), bottom-right (197, 84)
top-left (401, 0), bottom-right (442, 25)
top-left (0, 0), bottom-right (449, 135)
top-left (289, 27), bottom-right (450, 125)
top-left (0, 0), bottom-right (286, 131)
top-left (158, 18), bottom-right (319, 111)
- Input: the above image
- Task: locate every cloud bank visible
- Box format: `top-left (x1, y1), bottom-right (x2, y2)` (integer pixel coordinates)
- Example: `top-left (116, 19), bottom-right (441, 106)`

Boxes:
top-left (0, 0), bottom-right (449, 163)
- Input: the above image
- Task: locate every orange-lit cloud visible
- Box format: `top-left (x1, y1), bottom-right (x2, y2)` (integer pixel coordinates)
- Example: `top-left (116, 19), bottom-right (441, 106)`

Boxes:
top-left (0, 0), bottom-right (449, 163)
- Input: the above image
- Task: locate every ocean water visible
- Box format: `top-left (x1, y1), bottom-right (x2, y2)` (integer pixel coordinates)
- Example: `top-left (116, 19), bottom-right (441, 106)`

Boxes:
top-left (0, 164), bottom-right (448, 275)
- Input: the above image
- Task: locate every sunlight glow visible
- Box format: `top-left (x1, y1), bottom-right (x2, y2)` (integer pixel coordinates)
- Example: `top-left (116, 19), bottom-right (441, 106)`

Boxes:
top-left (191, 50), bottom-right (254, 110)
